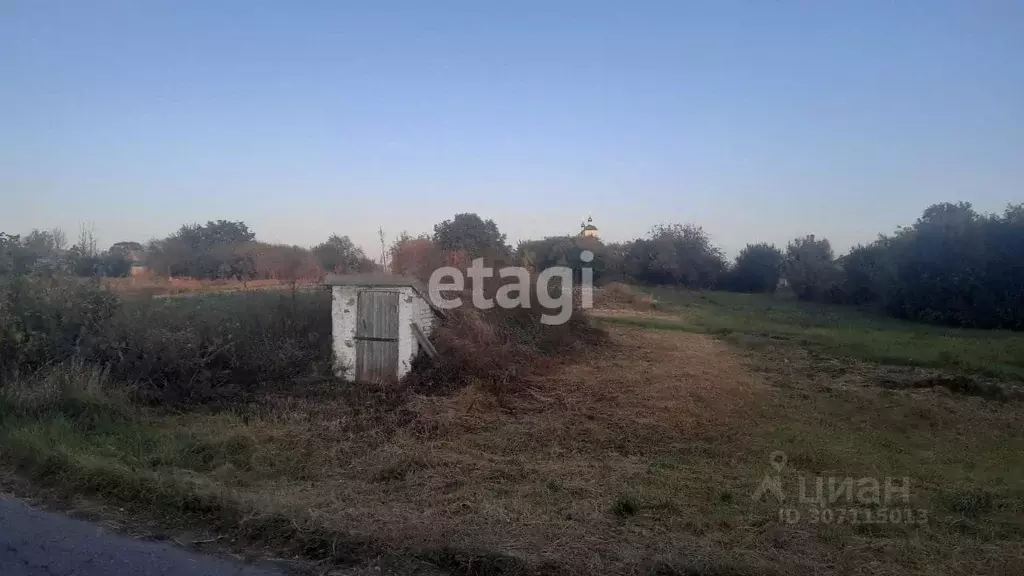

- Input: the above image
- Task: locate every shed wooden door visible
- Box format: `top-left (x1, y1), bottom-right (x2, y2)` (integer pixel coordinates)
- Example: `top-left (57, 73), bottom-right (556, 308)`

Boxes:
top-left (354, 290), bottom-right (400, 382)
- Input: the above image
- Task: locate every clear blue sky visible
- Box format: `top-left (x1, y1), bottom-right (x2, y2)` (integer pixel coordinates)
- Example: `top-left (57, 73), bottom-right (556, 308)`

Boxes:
top-left (2, 0), bottom-right (1021, 257)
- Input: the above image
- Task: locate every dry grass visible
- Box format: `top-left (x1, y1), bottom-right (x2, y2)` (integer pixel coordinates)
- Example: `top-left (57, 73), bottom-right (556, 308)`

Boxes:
top-left (135, 323), bottom-right (1023, 575)
top-left (406, 302), bottom-right (607, 396)
top-left (593, 282), bottom-right (658, 311)
top-left (5, 313), bottom-right (1024, 574)
top-left (102, 277), bottom-right (318, 298)
top-left (159, 326), bottom-right (767, 573)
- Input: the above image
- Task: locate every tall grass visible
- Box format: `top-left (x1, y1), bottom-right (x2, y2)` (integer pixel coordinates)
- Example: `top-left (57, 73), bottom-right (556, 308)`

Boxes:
top-left (1, 276), bottom-right (333, 405)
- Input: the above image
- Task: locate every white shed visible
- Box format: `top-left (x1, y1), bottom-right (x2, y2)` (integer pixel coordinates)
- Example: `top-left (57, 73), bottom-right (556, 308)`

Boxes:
top-left (324, 274), bottom-right (441, 382)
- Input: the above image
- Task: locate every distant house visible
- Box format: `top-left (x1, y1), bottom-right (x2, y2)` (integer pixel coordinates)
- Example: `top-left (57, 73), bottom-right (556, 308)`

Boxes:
top-left (125, 249), bottom-right (148, 277)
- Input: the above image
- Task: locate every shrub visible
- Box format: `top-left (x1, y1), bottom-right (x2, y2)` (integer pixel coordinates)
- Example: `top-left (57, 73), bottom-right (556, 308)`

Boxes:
top-left (516, 235), bottom-right (612, 284)
top-left (783, 235), bottom-right (840, 301)
top-left (0, 276), bottom-right (120, 375)
top-left (406, 288), bottom-right (607, 397)
top-left (622, 224), bottom-right (727, 289)
top-left (96, 290), bottom-right (333, 404)
top-left (832, 203), bottom-right (1024, 329)
top-left (432, 213), bottom-right (509, 258)
top-left (389, 236), bottom-right (469, 284)
top-left (1, 277), bottom-right (333, 405)
top-left (721, 243), bottom-right (784, 293)
top-left (840, 240), bottom-right (895, 305)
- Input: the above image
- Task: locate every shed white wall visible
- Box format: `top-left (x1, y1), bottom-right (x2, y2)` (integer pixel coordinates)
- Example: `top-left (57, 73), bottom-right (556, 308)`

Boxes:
top-left (331, 285), bottom-right (436, 381)
top-left (331, 285), bottom-right (360, 379)
top-left (414, 295), bottom-right (436, 334)
top-left (396, 287), bottom-right (416, 378)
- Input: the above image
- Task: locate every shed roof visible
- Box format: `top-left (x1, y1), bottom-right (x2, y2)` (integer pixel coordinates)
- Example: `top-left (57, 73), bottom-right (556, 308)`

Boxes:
top-left (324, 274), bottom-right (447, 317)
top-left (324, 273), bottom-right (426, 289)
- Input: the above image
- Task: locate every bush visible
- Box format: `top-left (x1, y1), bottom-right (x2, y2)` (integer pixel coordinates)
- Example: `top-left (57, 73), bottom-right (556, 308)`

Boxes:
top-left (834, 203), bottom-right (1024, 329)
top-left (406, 289), bottom-right (607, 397)
top-left (516, 235), bottom-right (611, 285)
top-left (783, 235), bottom-right (840, 301)
top-left (1, 277), bottom-right (333, 405)
top-left (96, 290), bottom-right (333, 404)
top-left (0, 276), bottom-right (121, 375)
top-left (623, 224), bottom-right (727, 289)
top-left (721, 243), bottom-right (784, 293)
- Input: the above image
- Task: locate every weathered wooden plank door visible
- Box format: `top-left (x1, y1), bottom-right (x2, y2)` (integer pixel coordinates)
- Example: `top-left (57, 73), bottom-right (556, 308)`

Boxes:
top-left (354, 290), bottom-right (400, 382)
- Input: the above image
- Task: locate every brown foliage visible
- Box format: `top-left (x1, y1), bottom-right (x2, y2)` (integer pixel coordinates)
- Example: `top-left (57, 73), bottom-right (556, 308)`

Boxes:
top-left (390, 237), bottom-right (469, 284)
top-left (406, 293), bottom-right (607, 397)
top-left (235, 243), bottom-right (324, 282)
top-left (593, 282), bottom-right (657, 310)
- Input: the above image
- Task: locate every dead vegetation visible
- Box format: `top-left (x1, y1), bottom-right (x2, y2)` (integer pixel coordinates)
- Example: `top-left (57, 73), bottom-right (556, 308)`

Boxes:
top-left (102, 276), bottom-right (319, 298)
top-left (4, 282), bottom-right (1024, 575)
top-left (158, 326), bottom-right (768, 574)
top-left (593, 282), bottom-right (658, 310)
top-left (4, 322), bottom-right (1024, 574)
top-left (405, 302), bottom-right (607, 396)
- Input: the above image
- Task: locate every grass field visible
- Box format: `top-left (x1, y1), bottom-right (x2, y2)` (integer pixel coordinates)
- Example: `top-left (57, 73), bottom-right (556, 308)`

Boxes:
top-left (2, 289), bottom-right (1024, 575)
top-left (602, 288), bottom-right (1024, 381)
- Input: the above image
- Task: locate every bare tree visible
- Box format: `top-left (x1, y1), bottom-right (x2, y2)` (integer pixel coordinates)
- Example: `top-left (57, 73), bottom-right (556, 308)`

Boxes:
top-left (378, 227), bottom-right (389, 269)
top-left (76, 223), bottom-right (98, 257)
top-left (51, 227), bottom-right (68, 252)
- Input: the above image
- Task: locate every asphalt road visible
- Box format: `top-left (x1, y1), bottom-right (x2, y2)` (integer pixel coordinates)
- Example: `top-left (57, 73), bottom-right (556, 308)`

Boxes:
top-left (0, 497), bottom-right (287, 576)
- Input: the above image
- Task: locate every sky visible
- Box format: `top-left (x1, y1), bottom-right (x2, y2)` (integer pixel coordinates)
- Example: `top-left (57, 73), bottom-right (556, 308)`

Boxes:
top-left (2, 1), bottom-right (1022, 257)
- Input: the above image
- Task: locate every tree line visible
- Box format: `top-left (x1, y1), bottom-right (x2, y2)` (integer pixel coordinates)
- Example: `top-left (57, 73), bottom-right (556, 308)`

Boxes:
top-left (391, 206), bottom-right (1024, 331)
top-left (3, 201), bottom-right (1022, 329)
top-left (144, 220), bottom-right (377, 282)
top-left (1, 220), bottom-right (378, 282)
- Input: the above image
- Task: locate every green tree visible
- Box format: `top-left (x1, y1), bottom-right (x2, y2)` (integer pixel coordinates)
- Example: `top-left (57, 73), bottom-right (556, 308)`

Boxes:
top-left (784, 234), bottom-right (839, 301)
top-left (620, 224), bottom-right (726, 288)
top-left (146, 237), bottom-right (190, 278)
top-left (853, 202), bottom-right (1024, 328)
top-left (0, 233), bottom-right (29, 276)
top-left (312, 234), bottom-right (373, 273)
top-left (516, 235), bottom-right (608, 283)
top-left (723, 243), bottom-right (784, 293)
top-left (433, 213), bottom-right (508, 258)
top-left (216, 250), bottom-right (257, 284)
top-left (151, 220), bottom-right (256, 278)
top-left (18, 229), bottom-right (66, 273)
top-left (177, 220), bottom-right (255, 248)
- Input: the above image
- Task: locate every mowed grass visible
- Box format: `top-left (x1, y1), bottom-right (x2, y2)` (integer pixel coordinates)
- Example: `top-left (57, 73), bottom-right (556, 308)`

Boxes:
top-left (599, 288), bottom-right (1024, 381)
